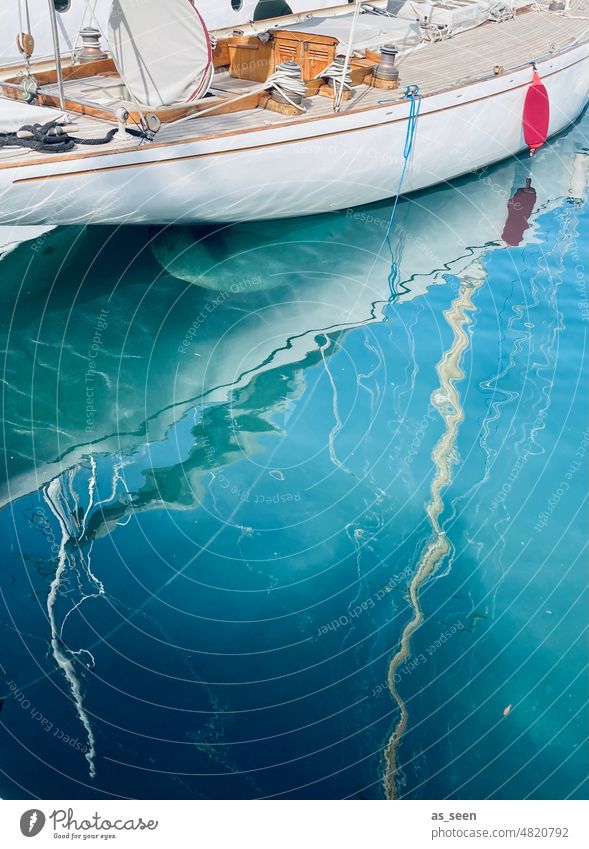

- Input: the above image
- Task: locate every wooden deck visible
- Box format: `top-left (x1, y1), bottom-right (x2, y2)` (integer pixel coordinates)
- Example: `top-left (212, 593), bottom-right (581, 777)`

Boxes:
top-left (0, 0), bottom-right (587, 168)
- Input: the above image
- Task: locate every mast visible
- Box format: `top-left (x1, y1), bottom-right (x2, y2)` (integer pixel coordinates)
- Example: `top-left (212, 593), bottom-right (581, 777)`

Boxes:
top-left (47, 0), bottom-right (66, 109)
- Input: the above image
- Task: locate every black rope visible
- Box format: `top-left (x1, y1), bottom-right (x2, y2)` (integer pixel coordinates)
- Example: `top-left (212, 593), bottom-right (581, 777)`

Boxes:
top-left (0, 120), bottom-right (144, 154)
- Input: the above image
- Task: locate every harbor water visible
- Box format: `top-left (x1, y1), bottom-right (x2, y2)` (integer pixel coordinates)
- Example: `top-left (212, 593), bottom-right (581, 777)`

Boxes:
top-left (0, 111), bottom-right (587, 800)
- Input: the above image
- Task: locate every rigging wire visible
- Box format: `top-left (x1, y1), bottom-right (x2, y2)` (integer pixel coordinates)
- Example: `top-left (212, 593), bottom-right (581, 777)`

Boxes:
top-left (357, 84), bottom-right (423, 307)
top-left (381, 85), bottom-right (423, 299)
top-left (334, 0), bottom-right (363, 112)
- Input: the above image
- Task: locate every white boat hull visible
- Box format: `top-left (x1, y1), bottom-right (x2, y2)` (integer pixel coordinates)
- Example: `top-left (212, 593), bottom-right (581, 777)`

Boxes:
top-left (1, 41), bottom-right (588, 226)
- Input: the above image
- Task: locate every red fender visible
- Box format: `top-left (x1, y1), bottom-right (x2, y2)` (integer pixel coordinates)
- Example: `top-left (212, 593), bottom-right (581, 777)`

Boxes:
top-left (523, 70), bottom-right (550, 154)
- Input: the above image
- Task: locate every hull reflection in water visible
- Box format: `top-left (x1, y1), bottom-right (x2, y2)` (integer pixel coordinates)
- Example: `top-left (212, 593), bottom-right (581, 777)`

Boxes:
top-left (0, 121), bottom-right (588, 799)
top-left (2, 134), bottom-right (586, 508)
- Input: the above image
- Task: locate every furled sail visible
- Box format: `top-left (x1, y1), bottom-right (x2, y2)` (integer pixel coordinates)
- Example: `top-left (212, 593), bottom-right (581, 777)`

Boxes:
top-left (108, 0), bottom-right (213, 108)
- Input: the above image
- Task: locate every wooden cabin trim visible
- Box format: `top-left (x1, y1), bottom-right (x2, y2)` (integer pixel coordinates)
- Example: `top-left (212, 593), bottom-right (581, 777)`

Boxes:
top-left (0, 76), bottom-right (269, 126)
top-left (2, 58), bottom-right (119, 87)
top-left (227, 36), bottom-right (274, 83)
top-left (0, 85), bottom-right (119, 122)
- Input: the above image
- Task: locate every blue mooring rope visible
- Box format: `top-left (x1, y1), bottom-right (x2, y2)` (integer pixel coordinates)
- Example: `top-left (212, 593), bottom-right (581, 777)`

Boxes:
top-left (382, 84), bottom-right (422, 299)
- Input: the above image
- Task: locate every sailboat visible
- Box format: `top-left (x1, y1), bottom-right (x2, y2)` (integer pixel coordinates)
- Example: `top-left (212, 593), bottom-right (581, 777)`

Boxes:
top-left (0, 0), bottom-right (588, 226)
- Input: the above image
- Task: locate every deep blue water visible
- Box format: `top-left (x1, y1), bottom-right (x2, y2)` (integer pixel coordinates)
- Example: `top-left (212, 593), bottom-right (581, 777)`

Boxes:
top-left (0, 114), bottom-right (587, 800)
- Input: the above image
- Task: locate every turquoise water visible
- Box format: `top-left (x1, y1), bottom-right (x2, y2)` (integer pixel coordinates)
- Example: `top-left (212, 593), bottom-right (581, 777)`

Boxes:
top-left (0, 113), bottom-right (587, 800)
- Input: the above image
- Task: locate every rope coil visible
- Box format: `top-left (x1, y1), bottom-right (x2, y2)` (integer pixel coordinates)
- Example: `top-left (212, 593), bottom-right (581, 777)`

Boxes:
top-left (0, 119), bottom-right (144, 154)
top-left (318, 58), bottom-right (353, 92)
top-left (266, 61), bottom-right (307, 111)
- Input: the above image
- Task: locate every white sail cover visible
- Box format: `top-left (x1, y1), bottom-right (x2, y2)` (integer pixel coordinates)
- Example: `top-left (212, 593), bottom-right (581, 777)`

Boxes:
top-left (108, 0), bottom-right (213, 108)
top-left (394, 0), bottom-right (530, 36)
top-left (0, 2), bottom-right (351, 66)
top-left (279, 14), bottom-right (421, 56)
top-left (0, 99), bottom-right (65, 133)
